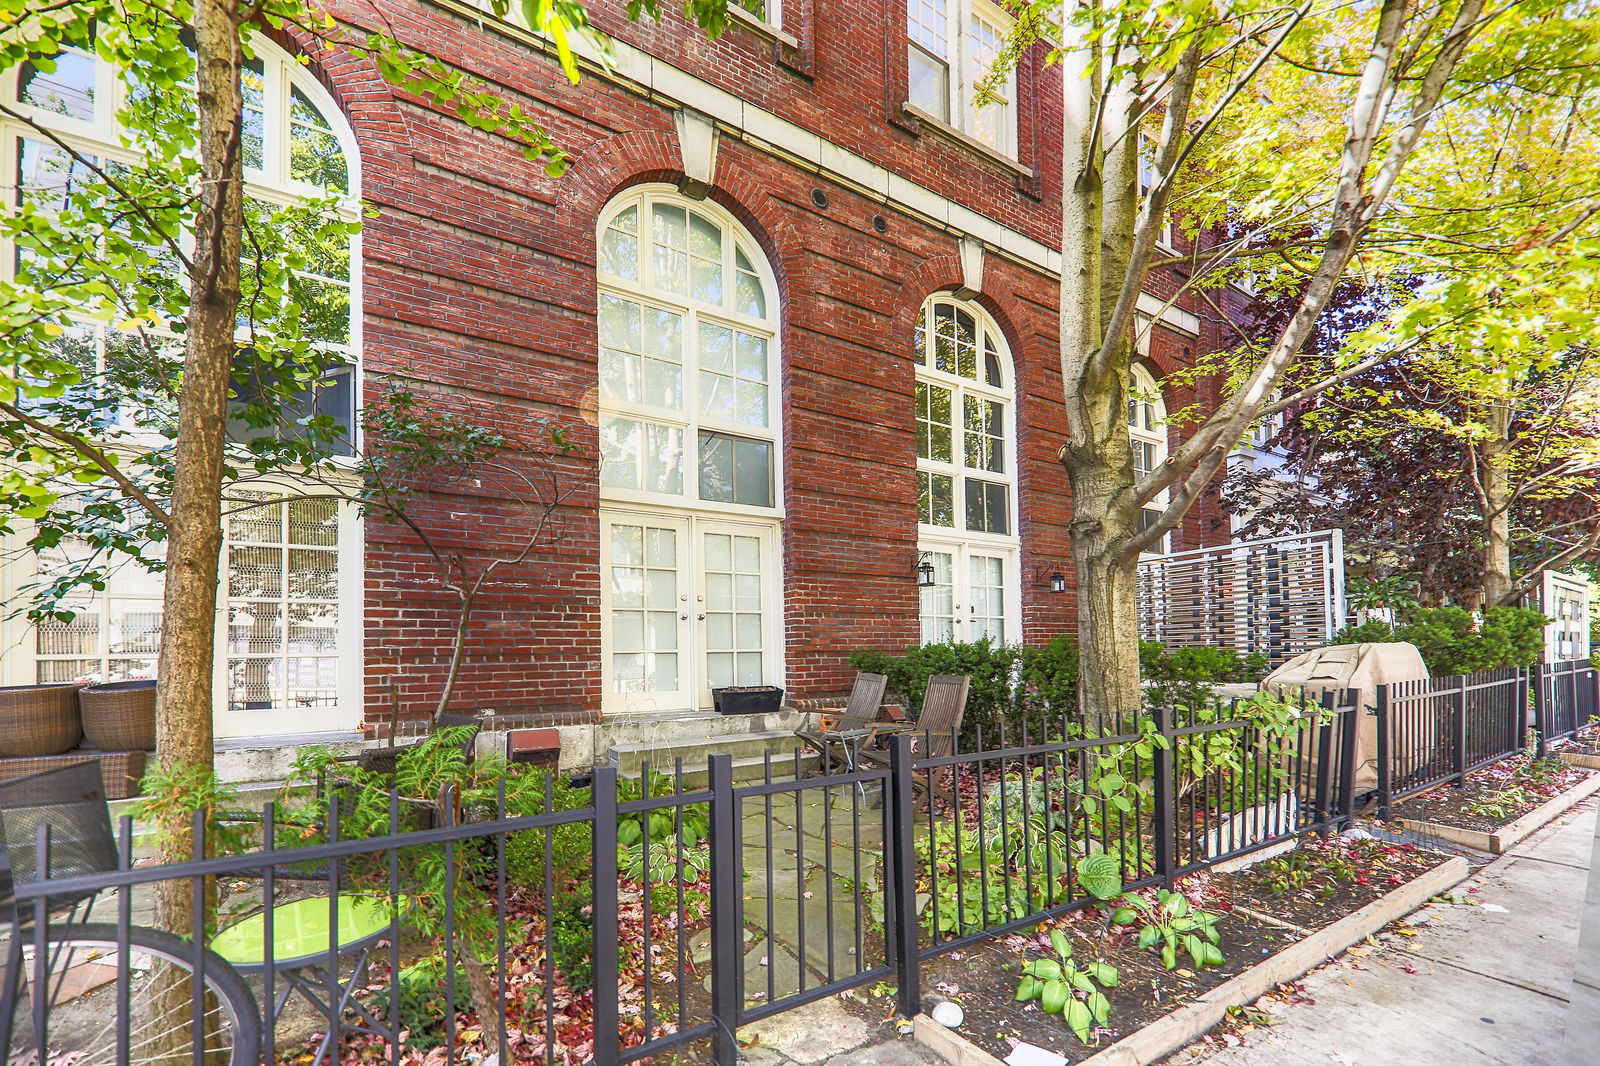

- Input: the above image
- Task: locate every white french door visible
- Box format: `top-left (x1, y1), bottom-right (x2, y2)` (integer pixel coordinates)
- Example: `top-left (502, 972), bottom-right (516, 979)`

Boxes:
top-left (919, 542), bottom-right (1017, 646)
top-left (601, 510), bottom-right (780, 713)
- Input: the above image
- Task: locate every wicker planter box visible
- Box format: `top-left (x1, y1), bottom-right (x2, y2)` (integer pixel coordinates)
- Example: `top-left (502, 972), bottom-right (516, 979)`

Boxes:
top-left (712, 685), bottom-right (784, 716)
top-left (0, 750), bottom-right (146, 799)
top-left (79, 680), bottom-right (157, 751)
top-left (0, 684), bottom-right (83, 757)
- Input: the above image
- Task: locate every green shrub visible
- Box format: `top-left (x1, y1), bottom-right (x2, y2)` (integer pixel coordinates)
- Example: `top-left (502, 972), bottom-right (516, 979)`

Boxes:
top-left (371, 954), bottom-right (472, 1050)
top-left (1331, 604), bottom-right (1549, 676)
top-left (502, 772), bottom-right (593, 896)
top-left (1139, 642), bottom-right (1268, 710)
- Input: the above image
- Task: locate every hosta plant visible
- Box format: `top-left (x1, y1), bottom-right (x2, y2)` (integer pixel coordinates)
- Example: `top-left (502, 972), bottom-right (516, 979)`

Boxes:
top-left (1014, 928), bottom-right (1119, 1043)
top-left (1114, 889), bottom-right (1224, 970)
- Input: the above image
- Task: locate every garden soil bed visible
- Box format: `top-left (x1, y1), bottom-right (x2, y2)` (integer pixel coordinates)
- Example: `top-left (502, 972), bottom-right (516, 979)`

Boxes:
top-left (846, 837), bottom-right (1458, 1065)
top-left (1389, 754), bottom-right (1594, 834)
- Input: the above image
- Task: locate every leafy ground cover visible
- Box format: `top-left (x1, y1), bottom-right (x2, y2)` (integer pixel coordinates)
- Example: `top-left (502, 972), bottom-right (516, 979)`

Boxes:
top-left (1206, 836), bottom-right (1443, 932)
top-left (1388, 753), bottom-right (1592, 833)
top-left (845, 834), bottom-right (1454, 1064)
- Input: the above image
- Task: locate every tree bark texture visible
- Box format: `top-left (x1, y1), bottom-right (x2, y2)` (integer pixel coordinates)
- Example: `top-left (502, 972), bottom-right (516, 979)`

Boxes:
top-left (151, 0), bottom-right (242, 933)
top-left (1480, 402), bottom-right (1514, 607)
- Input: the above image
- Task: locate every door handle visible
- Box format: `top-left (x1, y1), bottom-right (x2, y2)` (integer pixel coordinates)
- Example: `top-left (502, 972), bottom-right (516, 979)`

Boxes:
top-left (680, 613), bottom-right (689, 620)
top-left (697, 613), bottom-right (707, 620)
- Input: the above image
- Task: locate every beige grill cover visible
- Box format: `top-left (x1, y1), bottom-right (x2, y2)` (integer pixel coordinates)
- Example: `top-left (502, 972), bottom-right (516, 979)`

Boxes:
top-left (1263, 642), bottom-right (1431, 792)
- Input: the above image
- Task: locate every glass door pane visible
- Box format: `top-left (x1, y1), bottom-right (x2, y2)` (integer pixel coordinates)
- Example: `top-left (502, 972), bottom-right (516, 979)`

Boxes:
top-left (968, 554), bottom-right (1006, 643)
top-left (699, 523), bottom-right (771, 707)
top-left (919, 551), bottom-right (956, 644)
top-left (603, 514), bottom-right (692, 713)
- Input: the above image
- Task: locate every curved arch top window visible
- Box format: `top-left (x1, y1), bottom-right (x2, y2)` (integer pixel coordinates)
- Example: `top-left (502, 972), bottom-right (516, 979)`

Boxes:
top-left (915, 298), bottom-right (1013, 537)
top-left (4, 36), bottom-right (361, 452)
top-left (596, 187), bottom-right (779, 511)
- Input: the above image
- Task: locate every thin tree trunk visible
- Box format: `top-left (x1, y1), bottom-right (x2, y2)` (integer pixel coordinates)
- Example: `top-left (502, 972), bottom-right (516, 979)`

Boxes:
top-left (433, 580), bottom-right (476, 724)
top-left (150, 1), bottom-right (243, 1059)
top-left (1481, 402), bottom-right (1514, 607)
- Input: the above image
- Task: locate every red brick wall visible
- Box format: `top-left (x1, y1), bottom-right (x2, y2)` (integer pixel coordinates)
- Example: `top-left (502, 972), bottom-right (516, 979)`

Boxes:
top-left (292, 0), bottom-right (1231, 726)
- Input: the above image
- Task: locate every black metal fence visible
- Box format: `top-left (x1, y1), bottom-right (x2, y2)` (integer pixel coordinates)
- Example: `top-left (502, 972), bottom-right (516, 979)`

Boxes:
top-left (1373, 658), bottom-right (1596, 816)
top-left (1536, 658), bottom-right (1598, 745)
top-left (0, 692), bottom-right (1454, 1066)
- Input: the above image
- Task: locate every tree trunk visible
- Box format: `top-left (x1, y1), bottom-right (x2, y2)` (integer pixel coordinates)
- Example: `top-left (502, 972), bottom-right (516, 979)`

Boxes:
top-left (149, 3), bottom-right (243, 1058)
top-left (1067, 458), bottom-right (1144, 734)
top-left (1480, 402), bottom-right (1514, 607)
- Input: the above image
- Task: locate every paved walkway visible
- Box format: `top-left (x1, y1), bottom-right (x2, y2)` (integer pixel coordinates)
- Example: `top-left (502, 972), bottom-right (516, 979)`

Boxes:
top-left (1170, 797), bottom-right (1600, 1066)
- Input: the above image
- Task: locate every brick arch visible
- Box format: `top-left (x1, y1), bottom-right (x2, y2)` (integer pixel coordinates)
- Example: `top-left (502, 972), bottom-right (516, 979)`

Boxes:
top-left (890, 257), bottom-right (1036, 383)
top-left (263, 26), bottom-right (416, 174)
top-left (552, 130), bottom-right (801, 313)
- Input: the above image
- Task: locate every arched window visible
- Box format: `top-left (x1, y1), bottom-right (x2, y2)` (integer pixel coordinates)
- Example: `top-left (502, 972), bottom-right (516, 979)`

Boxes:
top-left (595, 185), bottom-right (783, 713)
top-left (1128, 363), bottom-right (1170, 555)
top-left (3, 34), bottom-right (361, 444)
top-left (914, 296), bottom-right (1017, 644)
top-left (2, 38), bottom-right (366, 738)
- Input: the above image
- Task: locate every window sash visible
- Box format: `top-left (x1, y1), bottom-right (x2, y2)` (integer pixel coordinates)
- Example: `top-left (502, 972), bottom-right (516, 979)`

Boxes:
top-left (596, 189), bottom-right (780, 515)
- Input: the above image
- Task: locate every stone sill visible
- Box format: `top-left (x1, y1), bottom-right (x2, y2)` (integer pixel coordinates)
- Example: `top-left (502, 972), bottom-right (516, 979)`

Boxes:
top-left (902, 103), bottom-right (1035, 180)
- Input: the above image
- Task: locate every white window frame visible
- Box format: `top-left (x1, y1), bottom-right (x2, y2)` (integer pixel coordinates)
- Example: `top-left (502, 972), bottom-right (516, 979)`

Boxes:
top-left (0, 38), bottom-right (367, 736)
top-left (915, 295), bottom-right (1019, 643)
top-left (595, 187), bottom-right (786, 712)
top-left (1137, 135), bottom-right (1176, 251)
top-left (1128, 362), bottom-right (1170, 556)
top-left (906, 0), bottom-right (1018, 158)
top-left (918, 540), bottom-right (1020, 647)
top-left (595, 184), bottom-right (784, 522)
top-left (731, 0), bottom-right (783, 32)
top-left (0, 486), bottom-right (366, 738)
top-left (1, 35), bottom-right (365, 450)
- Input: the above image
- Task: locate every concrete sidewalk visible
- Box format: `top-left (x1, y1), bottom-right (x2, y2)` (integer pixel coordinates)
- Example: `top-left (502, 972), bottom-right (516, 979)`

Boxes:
top-left (1169, 797), bottom-right (1598, 1066)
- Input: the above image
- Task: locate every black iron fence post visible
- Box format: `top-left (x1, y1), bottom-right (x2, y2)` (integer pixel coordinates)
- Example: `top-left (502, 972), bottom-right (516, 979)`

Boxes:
top-left (887, 734), bottom-right (921, 1019)
top-left (1452, 676), bottom-right (1468, 786)
top-left (1337, 690), bottom-right (1360, 829)
top-left (592, 766), bottom-right (621, 1066)
top-left (1313, 697), bottom-right (1335, 834)
top-left (1152, 706), bottom-right (1177, 888)
top-left (1375, 685), bottom-right (1392, 820)
top-left (707, 754), bottom-right (741, 1066)
top-left (1531, 666), bottom-right (1549, 757)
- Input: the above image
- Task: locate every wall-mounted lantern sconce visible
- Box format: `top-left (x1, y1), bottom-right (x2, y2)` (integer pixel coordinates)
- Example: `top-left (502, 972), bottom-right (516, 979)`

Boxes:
top-left (915, 552), bottom-right (937, 588)
top-left (1032, 562), bottom-right (1069, 595)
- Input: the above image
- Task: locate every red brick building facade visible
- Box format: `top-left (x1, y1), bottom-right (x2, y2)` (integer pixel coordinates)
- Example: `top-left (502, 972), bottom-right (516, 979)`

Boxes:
top-left (0, 1), bottom-right (1232, 744)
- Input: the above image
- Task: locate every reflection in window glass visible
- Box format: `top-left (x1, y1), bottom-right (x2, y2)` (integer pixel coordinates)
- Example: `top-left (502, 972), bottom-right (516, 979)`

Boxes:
top-left (699, 433), bottom-right (772, 507)
top-left (597, 189), bottom-right (778, 513)
top-left (289, 87), bottom-right (348, 191)
top-left (916, 297), bottom-right (1012, 535)
top-left (241, 58), bottom-right (266, 170)
top-left (19, 51), bottom-right (96, 121)
top-left (226, 498), bottom-right (341, 711)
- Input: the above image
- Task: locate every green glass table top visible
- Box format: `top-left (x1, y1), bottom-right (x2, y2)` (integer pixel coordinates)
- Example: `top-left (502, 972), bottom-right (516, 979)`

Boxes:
top-left (211, 893), bottom-right (400, 967)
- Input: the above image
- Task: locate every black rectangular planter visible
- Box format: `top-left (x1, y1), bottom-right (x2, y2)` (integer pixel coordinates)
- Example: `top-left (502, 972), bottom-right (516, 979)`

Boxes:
top-left (712, 685), bottom-right (784, 716)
